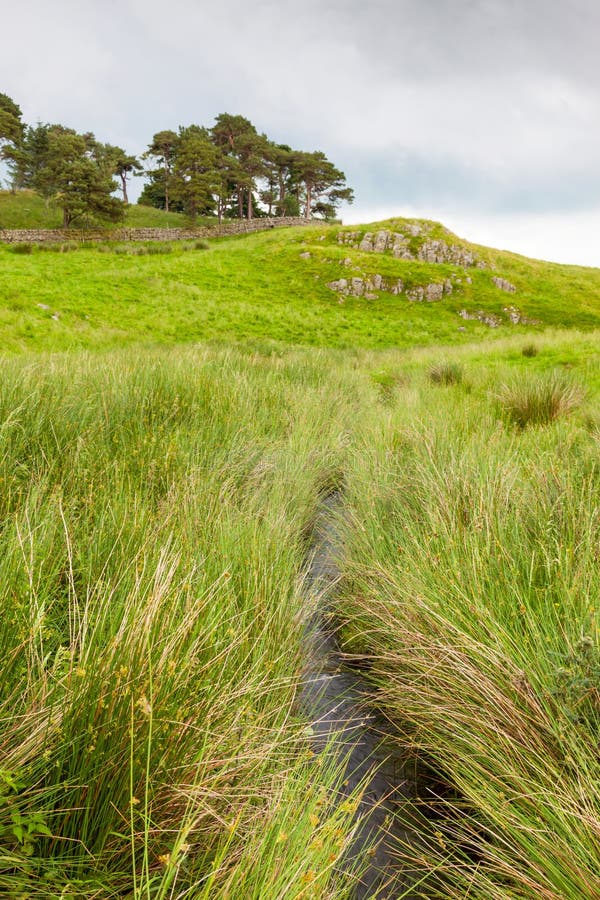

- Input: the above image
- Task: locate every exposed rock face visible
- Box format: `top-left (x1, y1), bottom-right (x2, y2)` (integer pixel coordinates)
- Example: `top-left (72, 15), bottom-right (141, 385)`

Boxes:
top-left (372, 230), bottom-right (390, 252)
top-left (503, 306), bottom-right (540, 325)
top-left (425, 284), bottom-right (444, 302)
top-left (351, 277), bottom-right (365, 296)
top-left (337, 231), bottom-right (361, 245)
top-left (359, 233), bottom-right (374, 252)
top-left (392, 234), bottom-right (413, 259)
top-left (458, 305), bottom-right (538, 327)
top-left (418, 240), bottom-right (479, 267)
top-left (327, 278), bottom-right (348, 292)
top-left (406, 282), bottom-right (449, 302)
top-left (459, 309), bottom-right (502, 328)
top-left (327, 274), bottom-right (450, 302)
top-left (493, 277), bottom-right (517, 293)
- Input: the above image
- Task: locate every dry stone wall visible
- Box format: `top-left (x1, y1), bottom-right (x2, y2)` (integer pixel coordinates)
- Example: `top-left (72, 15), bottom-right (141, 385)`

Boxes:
top-left (0, 217), bottom-right (314, 244)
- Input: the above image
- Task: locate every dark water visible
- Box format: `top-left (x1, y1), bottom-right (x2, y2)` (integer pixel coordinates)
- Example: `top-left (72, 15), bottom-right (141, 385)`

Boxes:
top-left (300, 495), bottom-right (421, 899)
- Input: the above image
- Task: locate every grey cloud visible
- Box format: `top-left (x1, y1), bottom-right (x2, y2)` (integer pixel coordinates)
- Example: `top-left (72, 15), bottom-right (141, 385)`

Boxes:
top-left (1, 0), bottom-right (599, 236)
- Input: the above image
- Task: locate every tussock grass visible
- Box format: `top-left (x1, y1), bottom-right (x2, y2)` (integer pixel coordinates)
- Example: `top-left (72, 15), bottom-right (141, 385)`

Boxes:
top-left (338, 368), bottom-right (600, 898)
top-left (10, 241), bottom-right (33, 254)
top-left (521, 342), bottom-right (539, 357)
top-left (428, 361), bottom-right (463, 385)
top-left (496, 370), bottom-right (583, 428)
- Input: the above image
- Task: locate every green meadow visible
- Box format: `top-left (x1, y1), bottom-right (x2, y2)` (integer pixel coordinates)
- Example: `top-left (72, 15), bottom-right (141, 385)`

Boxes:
top-left (0, 216), bottom-right (598, 897)
top-left (1, 218), bottom-right (600, 354)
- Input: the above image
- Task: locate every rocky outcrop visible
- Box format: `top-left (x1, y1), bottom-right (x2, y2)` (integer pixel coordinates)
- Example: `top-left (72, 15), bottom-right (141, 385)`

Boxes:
top-left (418, 239), bottom-right (481, 267)
top-left (503, 306), bottom-right (540, 325)
top-left (492, 277), bottom-right (517, 293)
top-left (459, 309), bottom-right (503, 328)
top-left (338, 226), bottom-right (483, 269)
top-left (459, 305), bottom-right (540, 328)
top-left (327, 274), bottom-right (451, 301)
top-left (337, 231), bottom-right (361, 246)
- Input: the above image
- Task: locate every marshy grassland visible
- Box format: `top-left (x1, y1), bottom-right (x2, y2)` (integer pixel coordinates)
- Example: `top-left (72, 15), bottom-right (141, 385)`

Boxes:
top-left (0, 218), bottom-right (599, 897)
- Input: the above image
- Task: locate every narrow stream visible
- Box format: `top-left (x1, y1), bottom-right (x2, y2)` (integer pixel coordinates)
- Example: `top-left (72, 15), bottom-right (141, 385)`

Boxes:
top-left (300, 494), bottom-right (421, 899)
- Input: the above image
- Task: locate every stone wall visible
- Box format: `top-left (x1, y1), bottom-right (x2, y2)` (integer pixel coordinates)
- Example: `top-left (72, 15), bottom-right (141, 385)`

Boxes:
top-left (0, 217), bottom-right (315, 244)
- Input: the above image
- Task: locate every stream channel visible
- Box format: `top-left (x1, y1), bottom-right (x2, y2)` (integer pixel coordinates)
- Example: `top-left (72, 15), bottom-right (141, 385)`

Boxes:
top-left (300, 493), bottom-right (423, 899)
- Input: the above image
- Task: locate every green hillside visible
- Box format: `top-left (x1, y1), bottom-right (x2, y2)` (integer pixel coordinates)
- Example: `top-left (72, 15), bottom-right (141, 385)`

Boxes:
top-left (0, 189), bottom-right (197, 229)
top-left (1, 216), bottom-right (600, 353)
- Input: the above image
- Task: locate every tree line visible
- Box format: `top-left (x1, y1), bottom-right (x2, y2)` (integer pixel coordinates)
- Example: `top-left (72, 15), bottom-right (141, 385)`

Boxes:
top-left (0, 93), bottom-right (354, 227)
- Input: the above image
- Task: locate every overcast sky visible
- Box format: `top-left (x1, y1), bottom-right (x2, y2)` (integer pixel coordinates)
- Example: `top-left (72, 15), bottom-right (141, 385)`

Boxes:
top-left (2, 0), bottom-right (599, 265)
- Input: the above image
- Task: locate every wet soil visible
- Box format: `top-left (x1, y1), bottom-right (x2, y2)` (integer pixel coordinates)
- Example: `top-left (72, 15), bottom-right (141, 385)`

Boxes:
top-left (300, 495), bottom-right (423, 899)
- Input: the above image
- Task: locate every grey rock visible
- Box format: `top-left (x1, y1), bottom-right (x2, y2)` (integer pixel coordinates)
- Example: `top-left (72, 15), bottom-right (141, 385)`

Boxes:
top-left (492, 277), bottom-right (517, 293)
top-left (37, 303), bottom-right (50, 311)
top-left (425, 283), bottom-right (445, 302)
top-left (407, 286), bottom-right (425, 302)
top-left (359, 233), bottom-right (374, 252)
top-left (407, 224), bottom-right (422, 236)
top-left (392, 233), bottom-right (412, 259)
top-left (466, 277), bottom-right (472, 284)
top-left (299, 251), bottom-right (311, 259)
top-left (365, 292), bottom-right (377, 300)
top-left (458, 326), bottom-right (467, 332)
top-left (342, 257), bottom-right (353, 266)
top-left (391, 279), bottom-right (405, 295)
top-left (443, 279), bottom-right (453, 295)
top-left (327, 278), bottom-right (348, 292)
top-left (372, 274), bottom-right (383, 290)
top-left (503, 305), bottom-right (541, 325)
top-left (459, 309), bottom-right (502, 328)
top-left (351, 277), bottom-right (365, 296)
top-left (337, 230), bottom-right (360, 245)
top-left (419, 239), bottom-right (478, 267)
top-left (373, 230), bottom-right (391, 252)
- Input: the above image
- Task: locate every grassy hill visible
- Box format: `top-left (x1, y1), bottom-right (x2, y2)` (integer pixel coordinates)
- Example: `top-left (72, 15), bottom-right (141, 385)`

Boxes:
top-left (0, 189), bottom-right (202, 229)
top-left (1, 216), bottom-right (600, 353)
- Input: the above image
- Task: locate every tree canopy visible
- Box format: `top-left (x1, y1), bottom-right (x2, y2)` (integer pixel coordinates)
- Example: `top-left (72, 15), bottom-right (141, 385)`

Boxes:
top-left (1, 91), bottom-right (353, 224)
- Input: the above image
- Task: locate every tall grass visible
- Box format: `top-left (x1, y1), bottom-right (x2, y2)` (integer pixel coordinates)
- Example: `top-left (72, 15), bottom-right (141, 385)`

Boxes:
top-left (496, 370), bottom-right (583, 428)
top-left (338, 369), bottom-right (600, 897)
top-left (0, 339), bottom-right (599, 897)
top-left (0, 348), bottom-right (370, 898)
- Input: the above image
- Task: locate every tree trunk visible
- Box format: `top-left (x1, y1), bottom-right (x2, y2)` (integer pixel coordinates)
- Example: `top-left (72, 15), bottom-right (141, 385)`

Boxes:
top-left (164, 162), bottom-right (169, 213)
top-left (63, 208), bottom-right (69, 228)
top-left (121, 173), bottom-right (129, 205)
top-left (247, 188), bottom-right (253, 220)
top-left (218, 196), bottom-right (223, 225)
top-left (278, 177), bottom-right (285, 216)
top-left (305, 182), bottom-right (312, 220)
top-left (237, 187), bottom-right (243, 218)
